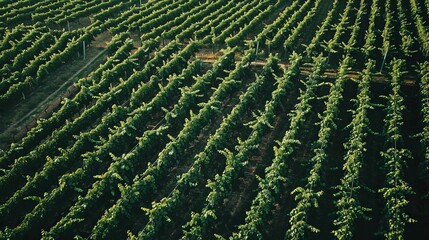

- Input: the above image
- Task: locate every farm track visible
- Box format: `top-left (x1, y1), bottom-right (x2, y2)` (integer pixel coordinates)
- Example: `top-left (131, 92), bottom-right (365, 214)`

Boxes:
top-left (10, 49), bottom-right (108, 133)
top-left (0, 39), bottom-right (110, 150)
top-left (0, 0), bottom-right (428, 239)
top-left (3, 51), bottom-right (418, 151)
top-left (198, 56), bottom-right (418, 86)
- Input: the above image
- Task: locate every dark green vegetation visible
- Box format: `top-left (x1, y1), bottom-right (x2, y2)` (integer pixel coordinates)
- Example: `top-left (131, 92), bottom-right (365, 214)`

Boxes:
top-left (0, 0), bottom-right (428, 239)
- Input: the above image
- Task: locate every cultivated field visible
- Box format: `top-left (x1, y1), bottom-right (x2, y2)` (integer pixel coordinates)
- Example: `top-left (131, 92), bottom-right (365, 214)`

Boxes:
top-left (0, 0), bottom-right (428, 239)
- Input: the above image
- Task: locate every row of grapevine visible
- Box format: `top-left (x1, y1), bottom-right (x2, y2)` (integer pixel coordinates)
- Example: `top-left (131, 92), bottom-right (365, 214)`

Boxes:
top-left (225, 0), bottom-right (285, 47)
top-left (0, 28), bottom-right (59, 92)
top-left (419, 61), bottom-right (429, 186)
top-left (133, 51), bottom-right (277, 240)
top-left (396, 0), bottom-right (416, 57)
top-left (409, 0), bottom-right (429, 56)
top-left (0, 25), bottom-right (33, 52)
top-left (43, 49), bottom-right (237, 239)
top-left (42, 59), bottom-right (206, 239)
top-left (0, 0), bottom-right (278, 182)
top-left (286, 24), bottom-right (364, 236)
top-left (1, 0), bottom-right (427, 239)
top-left (322, 0), bottom-right (355, 62)
top-left (174, 0), bottom-right (241, 42)
top-left (0, 1), bottom-right (278, 236)
top-left (0, 40), bottom-right (202, 239)
top-left (228, 0), bottom-right (355, 235)
top-left (47, 0), bottom-right (124, 26)
top-left (304, 0), bottom-right (340, 58)
top-left (253, 0), bottom-right (304, 46)
top-left (140, 0), bottom-right (222, 42)
top-left (181, 53), bottom-right (301, 239)
top-left (198, 0), bottom-right (259, 41)
top-left (331, 1), bottom-right (378, 237)
top-left (0, 26), bottom-right (47, 68)
top-left (267, 0), bottom-right (315, 50)
top-left (0, 39), bottom-right (178, 218)
top-left (378, 59), bottom-right (415, 240)
top-left (362, 0), bottom-right (379, 58)
top-left (0, 23), bottom-right (105, 106)
top-left (1, 39), bottom-right (198, 200)
top-left (229, 54), bottom-right (328, 239)
top-left (0, 0), bottom-right (158, 108)
top-left (212, 0), bottom-right (278, 45)
top-left (0, 36), bottom-right (154, 168)
top-left (88, 47), bottom-right (252, 240)
top-left (0, 39), bottom-right (168, 190)
top-left (286, 55), bottom-right (352, 240)
top-left (332, 59), bottom-right (375, 240)
top-left (109, 0), bottom-right (173, 35)
top-left (0, 0), bottom-right (39, 14)
top-left (0, 41), bottom-right (193, 219)
top-left (283, 0), bottom-right (322, 53)
top-left (0, 0), bottom-right (52, 26)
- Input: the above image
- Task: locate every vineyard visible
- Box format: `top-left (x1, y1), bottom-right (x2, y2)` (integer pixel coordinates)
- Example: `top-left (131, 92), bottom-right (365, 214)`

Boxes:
top-left (0, 0), bottom-right (428, 239)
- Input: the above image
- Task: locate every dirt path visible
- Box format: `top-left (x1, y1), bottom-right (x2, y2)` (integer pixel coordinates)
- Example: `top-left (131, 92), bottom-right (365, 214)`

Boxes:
top-left (0, 47), bottom-right (108, 149)
top-left (196, 55), bottom-right (418, 86)
top-left (10, 49), bottom-right (106, 128)
top-left (11, 49), bottom-right (107, 130)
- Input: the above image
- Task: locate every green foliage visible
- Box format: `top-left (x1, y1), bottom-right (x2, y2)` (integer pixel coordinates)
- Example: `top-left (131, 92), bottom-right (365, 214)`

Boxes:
top-left (378, 59), bottom-right (416, 240)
